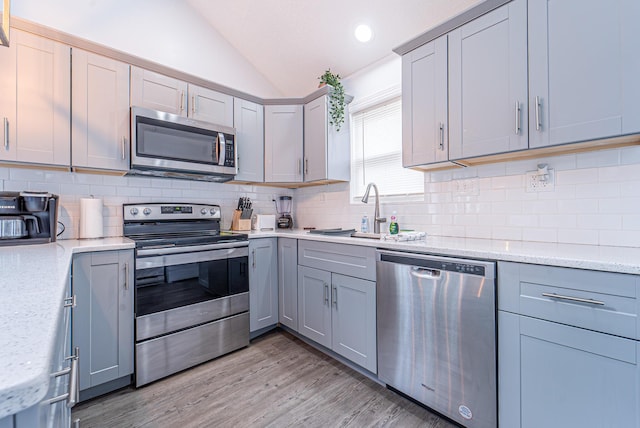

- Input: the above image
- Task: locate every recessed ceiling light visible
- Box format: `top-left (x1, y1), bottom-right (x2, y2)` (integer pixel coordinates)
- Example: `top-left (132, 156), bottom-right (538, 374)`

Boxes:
top-left (355, 24), bottom-right (373, 43)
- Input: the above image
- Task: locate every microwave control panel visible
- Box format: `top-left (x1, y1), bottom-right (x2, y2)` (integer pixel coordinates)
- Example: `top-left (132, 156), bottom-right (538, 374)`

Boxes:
top-left (223, 137), bottom-right (235, 167)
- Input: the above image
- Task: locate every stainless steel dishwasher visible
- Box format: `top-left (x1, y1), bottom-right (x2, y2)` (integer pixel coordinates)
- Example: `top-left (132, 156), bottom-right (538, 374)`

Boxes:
top-left (376, 250), bottom-right (497, 428)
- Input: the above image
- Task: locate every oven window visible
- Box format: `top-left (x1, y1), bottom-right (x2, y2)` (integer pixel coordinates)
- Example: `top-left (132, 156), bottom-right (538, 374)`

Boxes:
top-left (135, 256), bottom-right (249, 317)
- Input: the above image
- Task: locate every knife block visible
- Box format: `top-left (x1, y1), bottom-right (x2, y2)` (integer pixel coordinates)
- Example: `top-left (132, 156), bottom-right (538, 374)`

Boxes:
top-left (231, 210), bottom-right (251, 231)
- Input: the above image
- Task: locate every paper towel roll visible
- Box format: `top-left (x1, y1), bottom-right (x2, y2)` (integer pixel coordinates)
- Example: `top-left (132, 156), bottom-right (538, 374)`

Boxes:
top-left (79, 198), bottom-right (103, 239)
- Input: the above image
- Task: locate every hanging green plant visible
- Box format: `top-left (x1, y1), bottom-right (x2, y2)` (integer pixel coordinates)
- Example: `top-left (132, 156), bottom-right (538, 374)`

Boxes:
top-left (318, 69), bottom-right (345, 131)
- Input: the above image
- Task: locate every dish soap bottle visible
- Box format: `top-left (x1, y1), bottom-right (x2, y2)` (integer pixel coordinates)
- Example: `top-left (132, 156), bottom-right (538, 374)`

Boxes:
top-left (361, 215), bottom-right (369, 233)
top-left (389, 211), bottom-right (399, 235)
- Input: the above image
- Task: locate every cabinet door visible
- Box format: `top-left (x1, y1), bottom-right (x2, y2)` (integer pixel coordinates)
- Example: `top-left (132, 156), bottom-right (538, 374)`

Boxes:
top-left (449, 0), bottom-right (527, 159)
top-left (130, 66), bottom-right (187, 116)
top-left (499, 312), bottom-right (640, 428)
top-left (304, 96), bottom-right (327, 182)
top-left (234, 98), bottom-right (264, 182)
top-left (402, 35), bottom-right (448, 167)
top-left (264, 104), bottom-right (303, 183)
top-left (278, 238), bottom-right (298, 330)
top-left (331, 273), bottom-right (377, 373)
top-left (297, 266), bottom-right (332, 348)
top-left (72, 49), bottom-right (130, 171)
top-left (249, 238), bottom-right (278, 332)
top-left (188, 84), bottom-right (233, 127)
top-left (72, 250), bottom-right (134, 391)
top-left (0, 30), bottom-right (70, 165)
top-left (528, 0), bottom-right (640, 148)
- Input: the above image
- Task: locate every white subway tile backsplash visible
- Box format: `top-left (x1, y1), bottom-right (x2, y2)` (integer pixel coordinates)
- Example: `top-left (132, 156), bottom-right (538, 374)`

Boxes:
top-left (557, 229), bottom-right (599, 245)
top-left (522, 228), bottom-right (558, 243)
top-left (599, 230), bottom-right (640, 247)
top-left (556, 168), bottom-right (598, 185)
top-left (116, 186), bottom-right (140, 197)
top-left (539, 214), bottom-right (577, 229)
top-left (576, 149), bottom-right (620, 168)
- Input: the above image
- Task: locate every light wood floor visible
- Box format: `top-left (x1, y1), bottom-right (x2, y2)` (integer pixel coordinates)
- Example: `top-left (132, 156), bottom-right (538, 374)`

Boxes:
top-left (73, 330), bottom-right (456, 428)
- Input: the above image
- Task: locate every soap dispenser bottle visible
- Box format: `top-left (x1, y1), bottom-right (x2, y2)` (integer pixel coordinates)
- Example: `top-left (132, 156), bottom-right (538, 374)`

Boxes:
top-left (389, 211), bottom-right (399, 235)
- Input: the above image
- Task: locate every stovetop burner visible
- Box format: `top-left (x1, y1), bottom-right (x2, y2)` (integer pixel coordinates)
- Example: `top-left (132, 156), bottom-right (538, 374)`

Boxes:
top-left (123, 203), bottom-right (248, 250)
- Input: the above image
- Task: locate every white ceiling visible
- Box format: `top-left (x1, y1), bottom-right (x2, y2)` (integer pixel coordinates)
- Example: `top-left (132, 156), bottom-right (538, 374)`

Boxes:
top-left (186, 0), bottom-right (482, 97)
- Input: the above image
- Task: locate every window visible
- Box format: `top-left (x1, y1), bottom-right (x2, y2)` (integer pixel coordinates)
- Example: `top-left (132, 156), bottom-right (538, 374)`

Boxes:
top-left (350, 97), bottom-right (424, 201)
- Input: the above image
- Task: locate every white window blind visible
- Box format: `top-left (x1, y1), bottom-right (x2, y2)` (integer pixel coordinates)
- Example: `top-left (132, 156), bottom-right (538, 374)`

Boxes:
top-left (350, 97), bottom-right (424, 200)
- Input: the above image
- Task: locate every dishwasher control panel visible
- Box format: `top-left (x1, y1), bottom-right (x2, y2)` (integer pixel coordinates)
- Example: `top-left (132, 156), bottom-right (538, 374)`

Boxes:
top-left (379, 252), bottom-right (487, 277)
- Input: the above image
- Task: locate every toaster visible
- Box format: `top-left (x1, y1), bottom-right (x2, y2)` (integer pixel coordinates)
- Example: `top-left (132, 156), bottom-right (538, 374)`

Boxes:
top-left (251, 214), bottom-right (276, 231)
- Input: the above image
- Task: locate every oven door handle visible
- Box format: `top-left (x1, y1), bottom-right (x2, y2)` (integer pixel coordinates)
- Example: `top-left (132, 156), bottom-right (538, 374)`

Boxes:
top-left (136, 241), bottom-right (248, 257)
top-left (137, 245), bottom-right (249, 269)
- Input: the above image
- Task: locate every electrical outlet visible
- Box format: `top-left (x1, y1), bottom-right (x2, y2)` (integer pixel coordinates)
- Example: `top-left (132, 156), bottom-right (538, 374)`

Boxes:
top-left (526, 169), bottom-right (555, 192)
top-left (454, 178), bottom-right (479, 195)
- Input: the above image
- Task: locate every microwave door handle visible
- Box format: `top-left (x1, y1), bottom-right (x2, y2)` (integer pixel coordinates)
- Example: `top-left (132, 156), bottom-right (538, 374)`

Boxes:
top-left (217, 133), bottom-right (226, 166)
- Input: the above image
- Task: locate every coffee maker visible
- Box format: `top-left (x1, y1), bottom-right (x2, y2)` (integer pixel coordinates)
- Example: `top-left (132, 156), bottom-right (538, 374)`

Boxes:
top-left (0, 191), bottom-right (59, 246)
top-left (275, 196), bottom-right (293, 229)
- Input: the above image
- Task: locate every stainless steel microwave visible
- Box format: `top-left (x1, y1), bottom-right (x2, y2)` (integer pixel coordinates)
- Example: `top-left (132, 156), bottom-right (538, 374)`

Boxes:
top-left (128, 107), bottom-right (237, 182)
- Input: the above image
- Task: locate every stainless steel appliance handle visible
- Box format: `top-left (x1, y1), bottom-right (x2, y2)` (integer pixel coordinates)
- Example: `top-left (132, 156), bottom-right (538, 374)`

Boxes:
top-left (542, 292), bottom-right (605, 306)
top-left (3, 117), bottom-right (7, 150)
top-left (410, 267), bottom-right (441, 279)
top-left (136, 240), bottom-right (249, 257)
top-left (137, 245), bottom-right (249, 269)
top-left (217, 133), bottom-right (226, 166)
top-left (535, 96), bottom-right (542, 131)
top-left (439, 123), bottom-right (444, 150)
top-left (515, 101), bottom-right (521, 135)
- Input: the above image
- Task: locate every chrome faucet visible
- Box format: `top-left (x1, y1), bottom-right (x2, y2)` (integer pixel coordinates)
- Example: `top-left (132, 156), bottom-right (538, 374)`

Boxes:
top-left (361, 182), bottom-right (387, 234)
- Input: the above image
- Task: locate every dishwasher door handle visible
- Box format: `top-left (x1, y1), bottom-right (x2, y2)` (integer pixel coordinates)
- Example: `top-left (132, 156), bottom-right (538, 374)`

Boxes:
top-left (410, 267), bottom-right (441, 279)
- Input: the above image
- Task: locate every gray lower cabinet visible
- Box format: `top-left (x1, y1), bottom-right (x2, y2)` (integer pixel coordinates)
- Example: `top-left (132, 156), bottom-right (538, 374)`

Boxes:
top-left (278, 238), bottom-right (298, 330)
top-left (72, 250), bottom-right (134, 399)
top-left (498, 261), bottom-right (640, 428)
top-left (249, 238), bottom-right (278, 332)
top-left (297, 240), bottom-right (377, 373)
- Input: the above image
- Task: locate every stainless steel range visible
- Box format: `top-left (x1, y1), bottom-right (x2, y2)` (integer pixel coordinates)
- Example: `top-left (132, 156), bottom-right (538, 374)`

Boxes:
top-left (123, 203), bottom-right (249, 387)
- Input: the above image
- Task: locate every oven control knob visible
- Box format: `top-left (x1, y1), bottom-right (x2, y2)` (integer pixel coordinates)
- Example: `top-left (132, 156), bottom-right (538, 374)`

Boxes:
top-left (129, 207), bottom-right (139, 216)
top-left (143, 208), bottom-right (152, 216)
top-left (200, 208), bottom-right (207, 215)
top-left (209, 208), bottom-right (217, 215)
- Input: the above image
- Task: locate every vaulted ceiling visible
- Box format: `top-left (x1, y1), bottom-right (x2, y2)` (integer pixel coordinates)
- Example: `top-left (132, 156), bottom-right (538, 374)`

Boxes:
top-left (186, 0), bottom-right (482, 97)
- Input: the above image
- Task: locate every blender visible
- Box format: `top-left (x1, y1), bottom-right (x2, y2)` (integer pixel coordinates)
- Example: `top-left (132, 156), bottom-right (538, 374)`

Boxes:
top-left (275, 196), bottom-right (293, 229)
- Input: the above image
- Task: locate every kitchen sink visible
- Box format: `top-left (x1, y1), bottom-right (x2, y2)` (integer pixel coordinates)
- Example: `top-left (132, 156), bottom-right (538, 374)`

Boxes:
top-left (350, 232), bottom-right (382, 240)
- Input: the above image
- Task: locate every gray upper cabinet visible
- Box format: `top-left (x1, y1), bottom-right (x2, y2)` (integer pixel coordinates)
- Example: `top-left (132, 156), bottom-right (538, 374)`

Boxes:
top-left (234, 98), bottom-right (264, 182)
top-left (130, 67), bottom-right (188, 116)
top-left (188, 84), bottom-right (233, 127)
top-left (0, 29), bottom-right (70, 166)
top-left (264, 104), bottom-right (303, 183)
top-left (449, 0), bottom-right (528, 159)
top-left (303, 95), bottom-right (350, 183)
top-left (528, 0), bottom-right (640, 148)
top-left (402, 35), bottom-right (448, 167)
top-left (72, 49), bottom-right (130, 171)
top-left (72, 250), bottom-right (134, 396)
top-left (249, 238), bottom-right (278, 332)
top-left (130, 67), bottom-right (233, 127)
top-left (278, 238), bottom-right (298, 331)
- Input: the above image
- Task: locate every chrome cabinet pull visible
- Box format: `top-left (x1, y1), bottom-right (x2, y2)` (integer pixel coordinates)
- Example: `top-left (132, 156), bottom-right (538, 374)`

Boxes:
top-left (535, 96), bottom-right (542, 131)
top-left (191, 96), bottom-right (196, 115)
top-left (298, 158), bottom-right (302, 175)
top-left (542, 292), bottom-right (605, 306)
top-left (67, 347), bottom-right (79, 407)
top-left (122, 137), bottom-right (126, 160)
top-left (179, 91), bottom-right (185, 112)
top-left (515, 101), bottom-right (521, 135)
top-left (64, 295), bottom-right (76, 308)
top-left (124, 262), bottom-right (129, 290)
top-left (252, 249), bottom-right (256, 268)
top-left (304, 158), bottom-right (309, 175)
top-left (324, 283), bottom-right (329, 304)
top-left (3, 117), bottom-right (7, 150)
top-left (439, 123), bottom-right (444, 150)
top-left (332, 285), bottom-right (337, 308)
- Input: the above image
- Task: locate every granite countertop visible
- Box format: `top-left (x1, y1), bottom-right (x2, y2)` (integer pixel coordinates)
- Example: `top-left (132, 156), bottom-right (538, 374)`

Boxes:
top-left (247, 230), bottom-right (640, 275)
top-left (0, 238), bottom-right (134, 419)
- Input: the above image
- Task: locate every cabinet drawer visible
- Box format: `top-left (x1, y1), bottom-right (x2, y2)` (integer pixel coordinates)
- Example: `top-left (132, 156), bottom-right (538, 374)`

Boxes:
top-left (298, 240), bottom-right (376, 281)
top-left (498, 262), bottom-right (640, 339)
